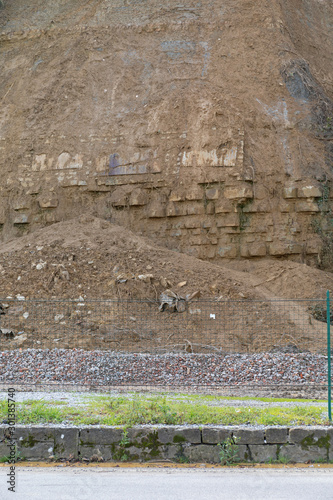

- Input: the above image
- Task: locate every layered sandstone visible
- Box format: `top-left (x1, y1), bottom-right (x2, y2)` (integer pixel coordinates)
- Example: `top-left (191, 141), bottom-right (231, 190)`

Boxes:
top-left (0, 0), bottom-right (332, 267)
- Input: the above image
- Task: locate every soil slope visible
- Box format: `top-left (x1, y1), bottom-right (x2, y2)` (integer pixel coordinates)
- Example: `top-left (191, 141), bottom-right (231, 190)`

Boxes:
top-left (0, 216), bottom-right (332, 301)
top-left (0, 1), bottom-right (332, 268)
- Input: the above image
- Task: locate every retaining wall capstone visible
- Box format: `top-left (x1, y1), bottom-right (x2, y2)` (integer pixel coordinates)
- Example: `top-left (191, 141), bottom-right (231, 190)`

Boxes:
top-left (1, 426), bottom-right (333, 463)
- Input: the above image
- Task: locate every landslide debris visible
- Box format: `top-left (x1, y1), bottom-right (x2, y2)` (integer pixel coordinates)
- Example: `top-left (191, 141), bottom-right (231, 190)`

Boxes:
top-left (0, 216), bottom-right (332, 301)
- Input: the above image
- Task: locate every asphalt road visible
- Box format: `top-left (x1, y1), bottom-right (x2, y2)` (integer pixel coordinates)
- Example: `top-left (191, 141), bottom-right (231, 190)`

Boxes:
top-left (1, 466), bottom-right (333, 500)
top-left (0, 465), bottom-right (333, 500)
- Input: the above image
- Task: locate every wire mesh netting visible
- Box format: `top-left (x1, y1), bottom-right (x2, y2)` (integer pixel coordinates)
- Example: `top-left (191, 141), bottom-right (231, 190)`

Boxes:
top-left (0, 297), bottom-right (330, 355)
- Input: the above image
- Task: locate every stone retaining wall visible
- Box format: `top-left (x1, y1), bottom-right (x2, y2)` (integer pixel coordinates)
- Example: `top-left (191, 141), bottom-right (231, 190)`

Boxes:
top-left (1, 425), bottom-right (333, 463)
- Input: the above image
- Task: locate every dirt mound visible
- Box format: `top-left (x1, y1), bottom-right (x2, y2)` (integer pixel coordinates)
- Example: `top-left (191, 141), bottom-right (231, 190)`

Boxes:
top-left (0, 217), bottom-right (331, 354)
top-left (0, 216), bottom-right (332, 301)
top-left (225, 259), bottom-right (333, 301)
top-left (0, 216), bottom-right (258, 300)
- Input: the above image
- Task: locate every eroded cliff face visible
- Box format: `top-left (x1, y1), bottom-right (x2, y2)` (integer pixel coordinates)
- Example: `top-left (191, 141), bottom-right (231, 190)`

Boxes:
top-left (0, 0), bottom-right (332, 267)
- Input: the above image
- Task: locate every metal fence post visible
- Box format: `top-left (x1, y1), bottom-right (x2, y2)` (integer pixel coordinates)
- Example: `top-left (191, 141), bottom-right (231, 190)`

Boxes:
top-left (327, 290), bottom-right (332, 422)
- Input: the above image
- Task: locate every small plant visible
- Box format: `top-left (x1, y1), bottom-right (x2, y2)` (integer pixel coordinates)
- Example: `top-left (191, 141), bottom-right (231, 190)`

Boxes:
top-left (119, 429), bottom-right (130, 447)
top-left (0, 450), bottom-right (24, 463)
top-left (277, 456), bottom-right (291, 465)
top-left (218, 437), bottom-right (240, 465)
top-left (153, 399), bottom-right (179, 425)
top-left (266, 456), bottom-right (290, 465)
top-left (313, 457), bottom-right (328, 464)
top-left (113, 430), bottom-right (131, 462)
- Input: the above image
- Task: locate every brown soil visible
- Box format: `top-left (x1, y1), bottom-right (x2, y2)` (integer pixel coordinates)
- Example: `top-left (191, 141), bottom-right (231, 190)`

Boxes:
top-left (0, 217), bottom-right (331, 354)
top-left (0, 2), bottom-right (333, 354)
top-left (0, 215), bottom-right (257, 300)
top-left (0, 1), bottom-right (333, 265)
top-left (0, 216), bottom-right (332, 301)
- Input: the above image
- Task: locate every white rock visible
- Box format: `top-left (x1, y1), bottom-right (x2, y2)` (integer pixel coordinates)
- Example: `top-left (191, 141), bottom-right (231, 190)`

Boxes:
top-left (138, 274), bottom-right (154, 283)
top-left (16, 334), bottom-right (27, 345)
top-left (189, 308), bottom-right (201, 315)
top-left (177, 281), bottom-right (187, 288)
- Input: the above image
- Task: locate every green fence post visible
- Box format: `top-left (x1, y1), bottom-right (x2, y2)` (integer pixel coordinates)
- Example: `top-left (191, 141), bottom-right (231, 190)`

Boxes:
top-left (327, 290), bottom-right (332, 422)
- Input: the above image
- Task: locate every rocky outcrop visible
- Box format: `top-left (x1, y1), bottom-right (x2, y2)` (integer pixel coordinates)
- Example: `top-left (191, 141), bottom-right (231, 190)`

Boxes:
top-left (0, 1), bottom-right (333, 267)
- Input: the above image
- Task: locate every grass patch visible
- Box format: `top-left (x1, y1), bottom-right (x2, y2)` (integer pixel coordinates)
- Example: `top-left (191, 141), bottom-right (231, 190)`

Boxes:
top-left (156, 393), bottom-right (326, 404)
top-left (0, 395), bottom-right (328, 426)
top-left (266, 456), bottom-right (291, 465)
top-left (82, 392), bottom-right (326, 404)
top-left (0, 400), bottom-right (64, 424)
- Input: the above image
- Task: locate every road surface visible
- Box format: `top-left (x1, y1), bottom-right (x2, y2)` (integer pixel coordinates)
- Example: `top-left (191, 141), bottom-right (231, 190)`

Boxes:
top-left (1, 466), bottom-right (333, 500)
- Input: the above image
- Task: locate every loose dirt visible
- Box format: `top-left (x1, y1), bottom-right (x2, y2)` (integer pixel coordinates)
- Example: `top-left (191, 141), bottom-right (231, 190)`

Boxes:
top-left (0, 217), bottom-right (331, 354)
top-left (1, 1), bottom-right (333, 355)
top-left (0, 216), bottom-right (332, 301)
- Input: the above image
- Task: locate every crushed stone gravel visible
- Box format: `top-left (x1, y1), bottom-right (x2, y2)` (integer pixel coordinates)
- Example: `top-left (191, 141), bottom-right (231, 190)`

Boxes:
top-left (0, 350), bottom-right (330, 388)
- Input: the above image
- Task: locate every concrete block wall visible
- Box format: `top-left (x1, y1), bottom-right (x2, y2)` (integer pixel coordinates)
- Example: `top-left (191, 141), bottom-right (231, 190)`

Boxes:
top-left (1, 425), bottom-right (333, 463)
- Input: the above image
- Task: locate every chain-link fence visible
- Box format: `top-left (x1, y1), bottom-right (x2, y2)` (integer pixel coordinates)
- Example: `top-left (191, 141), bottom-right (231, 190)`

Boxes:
top-left (0, 297), bottom-right (332, 393)
top-left (0, 297), bottom-right (330, 355)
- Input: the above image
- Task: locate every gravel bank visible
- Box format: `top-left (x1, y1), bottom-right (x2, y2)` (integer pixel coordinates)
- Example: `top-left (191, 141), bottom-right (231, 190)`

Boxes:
top-left (0, 350), bottom-right (329, 388)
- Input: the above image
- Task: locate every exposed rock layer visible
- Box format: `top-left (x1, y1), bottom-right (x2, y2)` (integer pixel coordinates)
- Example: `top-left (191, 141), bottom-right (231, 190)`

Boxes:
top-left (0, 1), bottom-right (333, 267)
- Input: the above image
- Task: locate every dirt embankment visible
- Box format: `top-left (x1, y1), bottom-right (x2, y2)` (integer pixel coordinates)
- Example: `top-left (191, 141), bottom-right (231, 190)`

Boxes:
top-left (0, 217), bottom-right (330, 354)
top-left (0, 1), bottom-right (333, 354)
top-left (0, 216), bottom-right (332, 301)
top-left (0, 1), bottom-right (332, 267)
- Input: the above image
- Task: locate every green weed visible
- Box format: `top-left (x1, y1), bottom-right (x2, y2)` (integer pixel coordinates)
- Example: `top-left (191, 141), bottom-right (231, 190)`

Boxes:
top-left (0, 395), bottom-right (327, 426)
top-left (266, 456), bottom-right (290, 465)
top-left (219, 437), bottom-right (240, 465)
